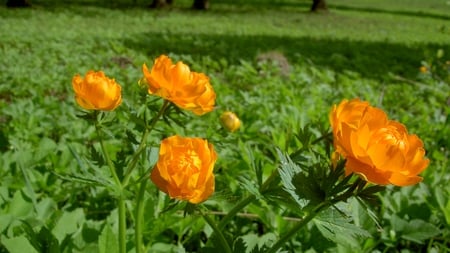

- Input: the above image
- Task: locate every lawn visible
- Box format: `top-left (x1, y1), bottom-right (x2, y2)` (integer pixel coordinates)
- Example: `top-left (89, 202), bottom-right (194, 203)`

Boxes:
top-left (0, 0), bottom-right (449, 252)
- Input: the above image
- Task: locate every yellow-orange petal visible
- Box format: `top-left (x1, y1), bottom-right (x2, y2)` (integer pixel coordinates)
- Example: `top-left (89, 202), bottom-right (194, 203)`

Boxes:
top-left (346, 157), bottom-right (391, 185)
top-left (388, 172), bottom-right (423, 186)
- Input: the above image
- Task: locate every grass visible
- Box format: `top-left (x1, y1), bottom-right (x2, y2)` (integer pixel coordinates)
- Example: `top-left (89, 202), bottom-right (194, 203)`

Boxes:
top-left (0, 0), bottom-right (449, 252)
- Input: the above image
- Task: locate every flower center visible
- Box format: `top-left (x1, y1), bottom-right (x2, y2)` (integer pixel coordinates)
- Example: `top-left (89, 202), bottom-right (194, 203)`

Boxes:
top-left (379, 126), bottom-right (406, 151)
top-left (178, 151), bottom-right (201, 173)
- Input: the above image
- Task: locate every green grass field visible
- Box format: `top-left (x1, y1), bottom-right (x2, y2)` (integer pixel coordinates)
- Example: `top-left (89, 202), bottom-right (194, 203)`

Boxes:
top-left (0, 0), bottom-right (449, 252)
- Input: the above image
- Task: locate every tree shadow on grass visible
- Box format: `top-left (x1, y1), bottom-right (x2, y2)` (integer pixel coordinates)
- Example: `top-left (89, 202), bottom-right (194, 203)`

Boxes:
top-left (329, 4), bottom-right (449, 21)
top-left (123, 31), bottom-right (449, 80)
top-left (213, 0), bottom-right (449, 20)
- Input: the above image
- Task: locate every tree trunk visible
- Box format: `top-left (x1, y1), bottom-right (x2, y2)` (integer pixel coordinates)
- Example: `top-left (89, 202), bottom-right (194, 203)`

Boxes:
top-left (149, 0), bottom-right (173, 8)
top-left (6, 0), bottom-right (31, 7)
top-left (192, 0), bottom-right (209, 10)
top-left (311, 0), bottom-right (327, 12)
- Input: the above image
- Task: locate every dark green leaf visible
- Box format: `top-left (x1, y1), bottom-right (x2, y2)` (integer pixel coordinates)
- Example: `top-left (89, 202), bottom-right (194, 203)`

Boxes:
top-left (37, 227), bottom-right (61, 253)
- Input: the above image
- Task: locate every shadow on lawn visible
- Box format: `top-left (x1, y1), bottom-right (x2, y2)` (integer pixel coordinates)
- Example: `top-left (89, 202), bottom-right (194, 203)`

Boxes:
top-left (123, 32), bottom-right (449, 81)
top-left (329, 4), bottom-right (450, 21)
top-left (213, 0), bottom-right (450, 20)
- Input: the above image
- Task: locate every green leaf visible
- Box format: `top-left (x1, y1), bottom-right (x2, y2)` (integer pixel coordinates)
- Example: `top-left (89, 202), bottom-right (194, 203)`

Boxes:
top-left (8, 190), bottom-right (33, 218)
top-left (1, 235), bottom-right (39, 253)
top-left (0, 186), bottom-right (9, 206)
top-left (150, 242), bottom-right (184, 253)
top-left (37, 227), bottom-right (61, 253)
top-left (435, 188), bottom-right (450, 225)
top-left (233, 237), bottom-right (248, 253)
top-left (314, 208), bottom-right (371, 249)
top-left (278, 149), bottom-right (324, 210)
top-left (400, 219), bottom-right (441, 244)
top-left (277, 149), bottom-right (308, 209)
top-left (390, 214), bottom-right (409, 232)
top-left (239, 234), bottom-right (258, 253)
top-left (148, 146), bottom-right (160, 168)
top-left (35, 137), bottom-right (57, 162)
top-left (36, 198), bottom-right (57, 221)
top-left (239, 176), bottom-right (262, 199)
top-left (0, 214), bottom-right (12, 233)
top-left (52, 208), bottom-right (85, 242)
top-left (52, 172), bottom-right (111, 188)
top-left (235, 233), bottom-right (278, 253)
top-left (98, 224), bottom-right (118, 253)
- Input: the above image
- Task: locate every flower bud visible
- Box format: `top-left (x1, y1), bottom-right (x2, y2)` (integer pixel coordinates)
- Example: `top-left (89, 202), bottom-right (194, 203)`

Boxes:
top-left (220, 111), bottom-right (241, 132)
top-left (419, 66), bottom-right (428, 73)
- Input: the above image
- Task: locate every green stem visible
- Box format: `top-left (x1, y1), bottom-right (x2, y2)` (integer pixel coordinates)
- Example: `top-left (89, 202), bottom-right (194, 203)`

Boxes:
top-left (266, 201), bottom-right (331, 253)
top-left (118, 195), bottom-right (127, 253)
top-left (218, 167), bottom-right (279, 229)
top-left (95, 121), bottom-right (126, 253)
top-left (95, 123), bottom-right (121, 188)
top-left (122, 100), bottom-right (170, 187)
top-left (267, 176), bottom-right (364, 253)
top-left (218, 195), bottom-right (256, 230)
top-left (200, 208), bottom-right (233, 253)
top-left (135, 179), bottom-right (148, 253)
top-left (311, 131), bottom-right (332, 145)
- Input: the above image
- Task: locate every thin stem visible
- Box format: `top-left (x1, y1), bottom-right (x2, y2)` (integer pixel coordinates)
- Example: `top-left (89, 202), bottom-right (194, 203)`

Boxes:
top-left (95, 123), bottom-right (121, 188)
top-left (266, 201), bottom-right (331, 253)
top-left (267, 176), bottom-right (364, 253)
top-left (118, 195), bottom-right (127, 253)
top-left (135, 179), bottom-right (148, 253)
top-left (218, 195), bottom-right (256, 230)
top-left (200, 208), bottom-right (233, 253)
top-left (311, 131), bottom-right (332, 145)
top-left (218, 166), bottom-right (279, 230)
top-left (95, 120), bottom-right (126, 253)
top-left (122, 100), bottom-right (170, 187)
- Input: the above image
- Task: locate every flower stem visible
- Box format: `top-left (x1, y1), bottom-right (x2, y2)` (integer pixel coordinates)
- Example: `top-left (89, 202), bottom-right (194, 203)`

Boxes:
top-left (218, 194), bottom-right (256, 230)
top-left (135, 179), bottom-right (148, 253)
top-left (266, 201), bottom-right (330, 253)
top-left (95, 121), bottom-right (126, 253)
top-left (218, 168), bottom-right (279, 230)
top-left (118, 195), bottom-right (127, 253)
top-left (267, 176), bottom-right (364, 253)
top-left (122, 100), bottom-right (170, 187)
top-left (95, 123), bottom-right (121, 188)
top-left (311, 131), bottom-right (332, 145)
top-left (200, 208), bottom-right (233, 253)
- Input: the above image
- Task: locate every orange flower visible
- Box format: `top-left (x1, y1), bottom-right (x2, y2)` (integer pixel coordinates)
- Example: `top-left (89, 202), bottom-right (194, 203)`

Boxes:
top-left (72, 71), bottom-right (122, 111)
top-left (150, 135), bottom-right (217, 204)
top-left (329, 99), bottom-right (429, 186)
top-left (142, 55), bottom-right (216, 115)
top-left (220, 111), bottom-right (241, 132)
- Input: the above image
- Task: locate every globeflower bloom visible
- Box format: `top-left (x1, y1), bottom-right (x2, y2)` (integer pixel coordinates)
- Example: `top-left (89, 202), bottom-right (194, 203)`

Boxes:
top-left (142, 55), bottom-right (216, 115)
top-left (150, 135), bottom-right (217, 204)
top-left (72, 71), bottom-right (122, 111)
top-left (329, 99), bottom-right (429, 186)
top-left (220, 111), bottom-right (241, 132)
